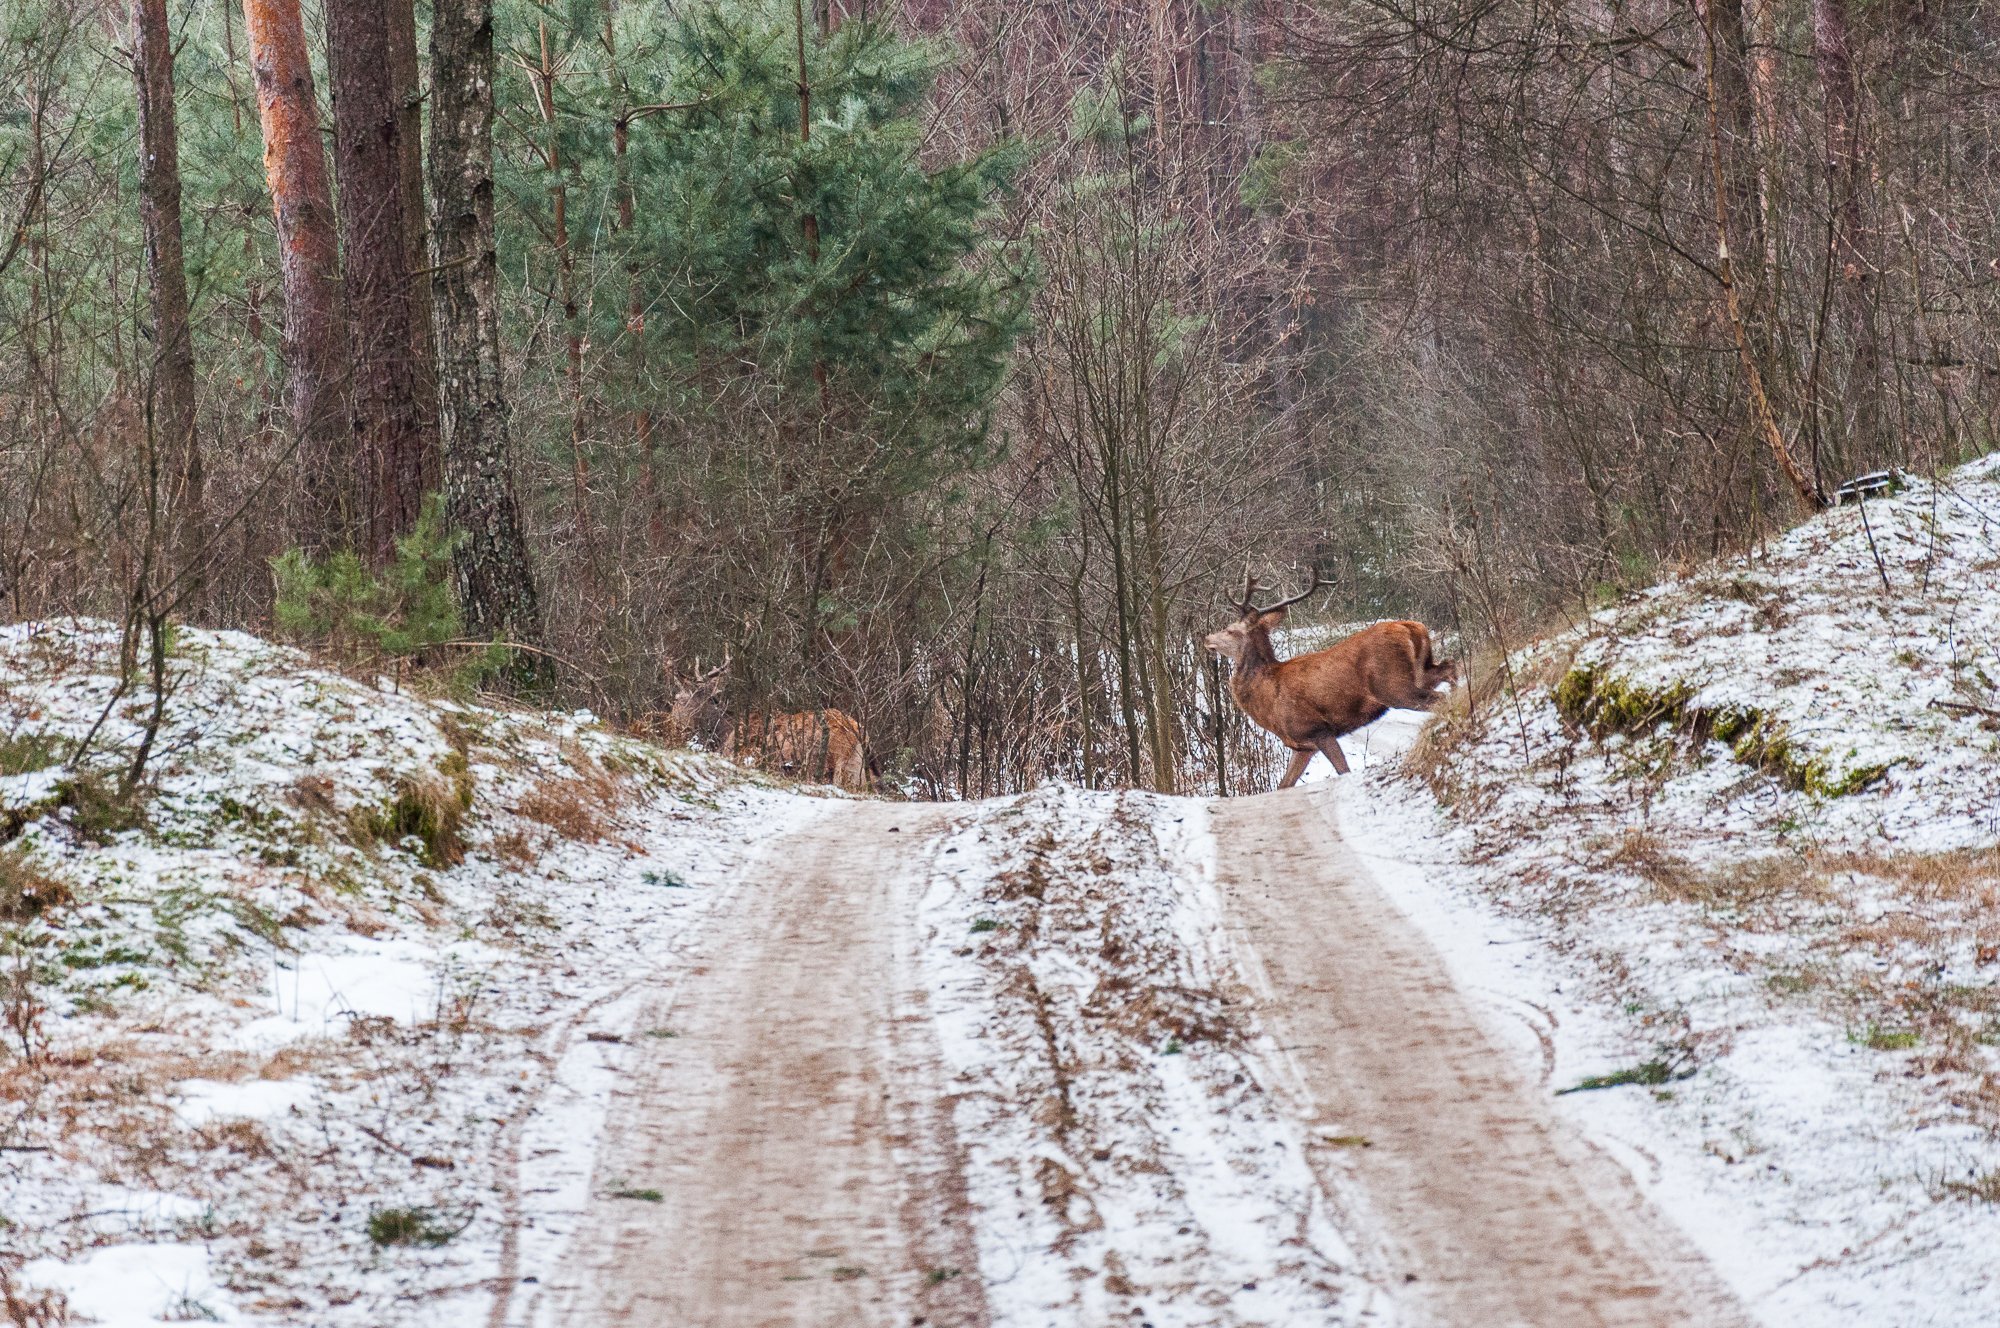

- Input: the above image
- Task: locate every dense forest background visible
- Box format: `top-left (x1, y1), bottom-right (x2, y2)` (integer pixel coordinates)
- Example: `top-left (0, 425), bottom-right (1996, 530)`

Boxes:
top-left (1, 0), bottom-right (1994, 795)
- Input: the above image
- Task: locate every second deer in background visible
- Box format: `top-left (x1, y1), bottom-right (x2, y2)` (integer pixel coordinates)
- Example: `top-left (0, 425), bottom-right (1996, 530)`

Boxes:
top-left (667, 656), bottom-right (873, 792)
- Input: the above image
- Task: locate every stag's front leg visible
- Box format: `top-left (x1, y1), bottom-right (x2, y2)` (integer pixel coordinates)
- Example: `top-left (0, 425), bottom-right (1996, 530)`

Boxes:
top-left (1316, 737), bottom-right (1351, 776)
top-left (1277, 748), bottom-right (1315, 789)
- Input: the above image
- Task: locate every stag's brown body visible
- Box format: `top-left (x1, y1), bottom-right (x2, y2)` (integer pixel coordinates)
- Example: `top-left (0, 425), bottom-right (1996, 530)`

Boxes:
top-left (725, 709), bottom-right (869, 792)
top-left (666, 660), bottom-right (873, 792)
top-left (1206, 578), bottom-right (1457, 788)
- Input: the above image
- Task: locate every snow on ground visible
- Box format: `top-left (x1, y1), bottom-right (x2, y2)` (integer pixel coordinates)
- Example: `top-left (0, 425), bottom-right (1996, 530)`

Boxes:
top-left (915, 785), bottom-right (1394, 1327)
top-left (7, 452), bottom-right (1994, 1325)
top-left (0, 620), bottom-right (820, 1323)
top-left (1327, 456), bottom-right (2000, 1325)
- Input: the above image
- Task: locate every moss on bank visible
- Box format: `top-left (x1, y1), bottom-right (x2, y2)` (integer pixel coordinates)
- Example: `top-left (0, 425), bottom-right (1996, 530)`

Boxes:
top-left (1553, 664), bottom-right (1889, 797)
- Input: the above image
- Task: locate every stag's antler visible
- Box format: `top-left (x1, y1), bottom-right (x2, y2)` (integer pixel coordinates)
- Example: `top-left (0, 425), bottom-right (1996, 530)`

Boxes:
top-left (686, 650), bottom-right (731, 684)
top-left (1231, 565), bottom-right (1262, 616)
top-left (1255, 573), bottom-right (1336, 615)
top-left (1230, 567), bottom-right (1334, 617)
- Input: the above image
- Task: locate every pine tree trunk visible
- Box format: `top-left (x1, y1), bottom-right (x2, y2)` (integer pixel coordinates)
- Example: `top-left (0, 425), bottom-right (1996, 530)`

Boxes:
top-left (132, 0), bottom-right (202, 598)
top-left (328, 0), bottom-right (435, 562)
top-left (385, 0), bottom-right (439, 448)
top-left (242, 0), bottom-right (350, 548)
top-left (430, 0), bottom-right (544, 647)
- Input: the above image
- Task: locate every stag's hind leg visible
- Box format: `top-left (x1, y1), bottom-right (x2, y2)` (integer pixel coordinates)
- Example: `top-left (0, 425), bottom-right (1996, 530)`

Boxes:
top-left (1277, 748), bottom-right (1315, 789)
top-left (1316, 736), bottom-right (1351, 776)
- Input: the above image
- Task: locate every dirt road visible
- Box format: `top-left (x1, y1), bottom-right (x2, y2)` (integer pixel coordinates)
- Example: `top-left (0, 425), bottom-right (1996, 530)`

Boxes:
top-left (1213, 785), bottom-right (1749, 1328)
top-left (548, 784), bottom-right (1746, 1327)
top-left (546, 800), bottom-right (985, 1327)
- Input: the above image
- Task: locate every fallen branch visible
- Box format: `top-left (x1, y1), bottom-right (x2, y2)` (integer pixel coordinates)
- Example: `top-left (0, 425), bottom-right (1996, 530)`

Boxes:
top-left (1928, 699), bottom-right (2000, 720)
top-left (428, 639), bottom-right (610, 709)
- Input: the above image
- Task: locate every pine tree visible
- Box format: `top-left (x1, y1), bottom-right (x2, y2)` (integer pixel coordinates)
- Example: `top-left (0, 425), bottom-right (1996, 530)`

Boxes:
top-left (615, 3), bottom-right (1030, 492)
top-left (241, 0), bottom-right (351, 547)
top-left (545, 1), bottom-right (1031, 654)
top-left (328, 0), bottom-right (436, 561)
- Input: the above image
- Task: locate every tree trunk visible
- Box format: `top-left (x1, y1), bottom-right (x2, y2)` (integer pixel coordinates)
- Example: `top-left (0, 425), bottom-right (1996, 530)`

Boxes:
top-left (328, 0), bottom-right (435, 562)
top-left (132, 0), bottom-right (202, 599)
top-left (1698, 0), bottom-right (1768, 301)
top-left (531, 20), bottom-right (598, 580)
top-left (242, 0), bottom-right (350, 548)
top-left (1743, 0), bottom-right (1784, 287)
top-left (1811, 0), bottom-right (1883, 469)
top-left (1695, 0), bottom-right (1824, 512)
top-left (431, 0), bottom-right (544, 648)
top-left (385, 0), bottom-right (438, 446)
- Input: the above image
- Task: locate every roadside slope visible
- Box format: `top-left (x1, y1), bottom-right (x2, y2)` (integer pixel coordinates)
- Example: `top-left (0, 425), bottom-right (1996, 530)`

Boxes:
top-left (1353, 454), bottom-right (2000, 1322)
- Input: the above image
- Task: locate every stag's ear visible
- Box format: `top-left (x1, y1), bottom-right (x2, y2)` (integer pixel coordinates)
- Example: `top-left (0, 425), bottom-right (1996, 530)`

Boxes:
top-left (1256, 608), bottom-right (1288, 629)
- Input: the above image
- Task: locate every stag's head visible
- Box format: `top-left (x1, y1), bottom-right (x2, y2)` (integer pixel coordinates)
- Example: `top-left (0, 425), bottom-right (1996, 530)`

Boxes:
top-left (1203, 570), bottom-right (1333, 665)
top-left (667, 654), bottom-right (731, 745)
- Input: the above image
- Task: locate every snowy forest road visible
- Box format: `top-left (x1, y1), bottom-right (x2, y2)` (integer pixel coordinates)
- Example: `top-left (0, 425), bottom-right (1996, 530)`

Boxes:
top-left (1214, 786), bottom-right (1751, 1328)
top-left (546, 782), bottom-right (1747, 1327)
top-left (545, 800), bottom-right (987, 1328)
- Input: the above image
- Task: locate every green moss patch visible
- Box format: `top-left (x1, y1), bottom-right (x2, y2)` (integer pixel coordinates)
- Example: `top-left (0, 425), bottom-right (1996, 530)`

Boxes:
top-left (1553, 664), bottom-right (1891, 796)
top-left (366, 1206), bottom-right (463, 1248)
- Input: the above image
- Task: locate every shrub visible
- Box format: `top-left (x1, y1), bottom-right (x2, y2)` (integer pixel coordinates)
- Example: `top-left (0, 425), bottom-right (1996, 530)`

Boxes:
top-left (271, 495), bottom-right (502, 687)
top-left (54, 773), bottom-right (145, 843)
top-left (359, 768), bottom-right (471, 870)
top-left (366, 1206), bottom-right (462, 1247)
top-left (0, 730), bottom-right (61, 777)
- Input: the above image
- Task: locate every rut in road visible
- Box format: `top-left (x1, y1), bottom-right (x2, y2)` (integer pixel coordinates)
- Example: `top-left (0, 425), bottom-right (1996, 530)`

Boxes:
top-left (1213, 785), bottom-right (1751, 1328)
top-left (544, 800), bottom-right (985, 1328)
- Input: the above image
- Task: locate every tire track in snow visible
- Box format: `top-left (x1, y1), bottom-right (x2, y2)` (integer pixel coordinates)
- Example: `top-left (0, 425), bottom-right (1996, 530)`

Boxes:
top-left (1213, 785), bottom-right (1751, 1328)
top-left (538, 800), bottom-right (986, 1327)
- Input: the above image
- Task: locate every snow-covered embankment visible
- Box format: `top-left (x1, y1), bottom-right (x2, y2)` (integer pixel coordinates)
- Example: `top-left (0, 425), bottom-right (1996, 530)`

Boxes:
top-left (1333, 454), bottom-right (2000, 1324)
top-left (0, 622), bottom-right (816, 1324)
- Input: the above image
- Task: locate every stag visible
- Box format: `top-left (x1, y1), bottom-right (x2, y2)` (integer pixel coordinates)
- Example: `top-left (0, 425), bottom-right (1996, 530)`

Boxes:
top-left (667, 656), bottom-right (873, 792)
top-left (1204, 572), bottom-right (1459, 787)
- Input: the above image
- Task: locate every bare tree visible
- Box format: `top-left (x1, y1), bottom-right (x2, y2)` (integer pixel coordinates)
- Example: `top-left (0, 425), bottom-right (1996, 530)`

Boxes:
top-left (130, 0), bottom-right (201, 596)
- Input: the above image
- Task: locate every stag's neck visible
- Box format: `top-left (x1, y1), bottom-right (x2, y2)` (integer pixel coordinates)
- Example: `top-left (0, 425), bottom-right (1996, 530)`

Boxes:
top-left (1233, 629), bottom-right (1281, 682)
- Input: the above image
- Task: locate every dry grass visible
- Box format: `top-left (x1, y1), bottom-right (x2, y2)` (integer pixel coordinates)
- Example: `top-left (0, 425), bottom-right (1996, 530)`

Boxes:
top-left (512, 778), bottom-right (608, 842)
top-left (486, 826), bottom-right (538, 868)
top-left (511, 745), bottom-right (628, 844)
top-left (0, 849), bottom-right (70, 924)
top-left (1646, 842), bottom-right (2000, 1135)
top-left (354, 770), bottom-right (470, 869)
top-left (1595, 830), bottom-right (1831, 912)
top-left (283, 773), bottom-right (339, 818)
top-left (1814, 846), bottom-right (2000, 901)
top-left (0, 1269), bottom-right (68, 1327)
top-left (622, 710), bottom-right (686, 746)
top-left (1406, 641), bottom-right (1575, 800)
